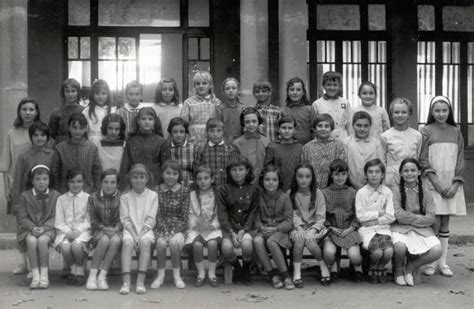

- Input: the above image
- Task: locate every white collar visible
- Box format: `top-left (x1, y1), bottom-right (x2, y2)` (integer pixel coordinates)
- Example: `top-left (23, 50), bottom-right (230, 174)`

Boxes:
top-left (208, 140), bottom-right (225, 147)
top-left (32, 188), bottom-right (49, 196)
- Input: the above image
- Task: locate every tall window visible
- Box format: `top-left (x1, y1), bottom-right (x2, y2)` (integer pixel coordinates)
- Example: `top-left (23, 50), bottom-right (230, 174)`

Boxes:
top-left (308, 1), bottom-right (390, 109)
top-left (417, 2), bottom-right (474, 147)
top-left (66, 0), bottom-right (211, 105)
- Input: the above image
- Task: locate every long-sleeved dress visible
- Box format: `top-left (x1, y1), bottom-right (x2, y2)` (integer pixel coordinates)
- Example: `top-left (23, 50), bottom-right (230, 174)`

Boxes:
top-left (419, 123), bottom-right (466, 215)
top-left (17, 188), bottom-right (60, 252)
top-left (53, 191), bottom-right (92, 250)
top-left (290, 190), bottom-right (326, 241)
top-left (282, 103), bottom-right (317, 145)
top-left (120, 188), bottom-right (158, 242)
top-left (264, 141), bottom-right (302, 192)
top-left (255, 190), bottom-right (293, 248)
top-left (88, 190), bottom-right (123, 246)
top-left (322, 185), bottom-right (361, 249)
top-left (186, 189), bottom-right (222, 244)
top-left (233, 133), bottom-right (270, 183)
top-left (216, 101), bottom-right (245, 142)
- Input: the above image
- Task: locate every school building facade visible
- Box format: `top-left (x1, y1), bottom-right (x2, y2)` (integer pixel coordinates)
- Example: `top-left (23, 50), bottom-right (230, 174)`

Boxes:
top-left (1, 0), bottom-right (473, 217)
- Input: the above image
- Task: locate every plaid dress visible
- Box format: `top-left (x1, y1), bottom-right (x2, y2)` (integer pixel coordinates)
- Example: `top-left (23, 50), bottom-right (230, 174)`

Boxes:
top-left (88, 190), bottom-right (123, 246)
top-left (322, 185), bottom-right (361, 249)
top-left (154, 184), bottom-right (190, 236)
top-left (256, 103), bottom-right (281, 142)
top-left (160, 139), bottom-right (194, 187)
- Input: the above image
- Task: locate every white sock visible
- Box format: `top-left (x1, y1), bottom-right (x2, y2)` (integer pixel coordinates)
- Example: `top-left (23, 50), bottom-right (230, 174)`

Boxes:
top-left (173, 267), bottom-right (181, 279)
top-left (89, 268), bottom-right (98, 280)
top-left (208, 262), bottom-right (217, 278)
top-left (439, 232), bottom-right (450, 267)
top-left (77, 266), bottom-right (85, 276)
top-left (40, 267), bottom-right (48, 279)
top-left (98, 269), bottom-right (107, 280)
top-left (195, 261), bottom-right (205, 278)
top-left (70, 264), bottom-right (77, 275)
top-left (32, 268), bottom-right (40, 280)
top-left (293, 262), bottom-right (301, 280)
top-left (157, 268), bottom-right (165, 278)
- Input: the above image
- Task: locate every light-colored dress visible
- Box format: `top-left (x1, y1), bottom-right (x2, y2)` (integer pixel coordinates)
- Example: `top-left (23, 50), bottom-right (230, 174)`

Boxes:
top-left (419, 123), bottom-right (466, 215)
top-left (54, 191), bottom-right (92, 250)
top-left (120, 188), bottom-right (158, 242)
top-left (97, 139), bottom-right (125, 171)
top-left (380, 127), bottom-right (422, 189)
top-left (152, 103), bottom-right (182, 140)
top-left (355, 184), bottom-right (395, 249)
top-left (186, 190), bottom-right (222, 244)
top-left (312, 97), bottom-right (352, 140)
top-left (353, 104), bottom-right (390, 138)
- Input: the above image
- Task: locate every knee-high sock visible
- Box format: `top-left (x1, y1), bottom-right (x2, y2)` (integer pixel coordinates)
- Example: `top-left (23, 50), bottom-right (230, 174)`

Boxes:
top-left (438, 230), bottom-right (450, 267)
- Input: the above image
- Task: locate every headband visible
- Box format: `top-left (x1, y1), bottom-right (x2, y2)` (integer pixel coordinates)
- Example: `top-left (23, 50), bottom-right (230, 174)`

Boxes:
top-left (31, 165), bottom-right (50, 173)
top-left (430, 95), bottom-right (451, 108)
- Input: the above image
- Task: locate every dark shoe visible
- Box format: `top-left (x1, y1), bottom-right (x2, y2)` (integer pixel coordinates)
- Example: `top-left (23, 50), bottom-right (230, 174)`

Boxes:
top-left (194, 276), bottom-right (205, 287)
top-left (353, 271), bottom-right (365, 283)
top-left (320, 276), bottom-right (331, 286)
top-left (330, 271), bottom-right (339, 282)
top-left (242, 261), bottom-right (252, 286)
top-left (67, 274), bottom-right (76, 286)
top-left (209, 277), bottom-right (219, 288)
top-left (378, 271), bottom-right (387, 284)
top-left (294, 278), bottom-right (304, 288)
top-left (369, 271), bottom-right (378, 284)
top-left (75, 275), bottom-right (86, 286)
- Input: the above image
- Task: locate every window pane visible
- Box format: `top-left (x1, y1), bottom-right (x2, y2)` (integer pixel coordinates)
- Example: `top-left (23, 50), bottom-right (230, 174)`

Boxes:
top-left (68, 61), bottom-right (91, 87)
top-left (118, 38), bottom-right (136, 60)
top-left (317, 5), bottom-right (360, 30)
top-left (99, 37), bottom-right (116, 59)
top-left (68, 0), bottom-right (90, 26)
top-left (188, 38), bottom-right (198, 59)
top-left (468, 43), bottom-right (474, 64)
top-left (368, 41), bottom-right (387, 108)
top-left (200, 38), bottom-right (210, 60)
top-left (443, 6), bottom-right (474, 32)
top-left (417, 42), bottom-right (436, 124)
top-left (189, 0), bottom-right (209, 27)
top-left (316, 41), bottom-right (336, 98)
top-left (368, 5), bottom-right (385, 31)
top-left (99, 60), bottom-right (137, 104)
top-left (80, 37), bottom-right (90, 59)
top-left (418, 5), bottom-right (435, 31)
top-left (99, 0), bottom-right (180, 27)
top-left (442, 67), bottom-right (460, 123)
top-left (467, 66), bottom-right (473, 123)
top-left (342, 41), bottom-right (362, 105)
top-left (68, 37), bottom-right (78, 59)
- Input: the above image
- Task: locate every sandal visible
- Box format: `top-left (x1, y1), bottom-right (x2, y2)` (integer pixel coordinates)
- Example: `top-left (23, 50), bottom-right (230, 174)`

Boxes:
top-left (294, 278), bottom-right (304, 288)
top-left (320, 276), bottom-right (331, 286)
top-left (439, 265), bottom-right (453, 277)
top-left (283, 278), bottom-right (295, 290)
top-left (209, 277), bottom-right (219, 288)
top-left (119, 283), bottom-right (130, 295)
top-left (424, 264), bottom-right (436, 276)
top-left (194, 277), bottom-right (205, 287)
top-left (30, 278), bottom-right (40, 290)
top-left (136, 285), bottom-right (146, 294)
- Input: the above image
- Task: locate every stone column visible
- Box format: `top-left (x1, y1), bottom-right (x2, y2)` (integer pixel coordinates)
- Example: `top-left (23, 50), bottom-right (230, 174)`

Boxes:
top-left (278, 0), bottom-right (308, 104)
top-left (0, 0), bottom-right (28, 215)
top-left (240, 0), bottom-right (268, 105)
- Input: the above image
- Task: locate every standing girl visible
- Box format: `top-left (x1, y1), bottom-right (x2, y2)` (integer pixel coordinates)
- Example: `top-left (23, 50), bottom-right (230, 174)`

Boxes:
top-left (117, 80), bottom-right (146, 137)
top-left (160, 117), bottom-right (194, 187)
top-left (282, 77), bottom-right (317, 145)
top-left (17, 165), bottom-right (59, 289)
top-left (392, 158), bottom-right (442, 286)
top-left (301, 114), bottom-right (347, 189)
top-left (353, 81), bottom-right (390, 138)
top-left (321, 159), bottom-right (364, 283)
top-left (217, 77), bottom-right (245, 142)
top-left (186, 165), bottom-right (222, 287)
top-left (54, 168), bottom-right (91, 287)
top-left (290, 164), bottom-right (328, 287)
top-left (254, 166), bottom-right (294, 290)
top-left (419, 95), bottom-right (466, 277)
top-left (120, 107), bottom-right (165, 189)
top-left (48, 78), bottom-right (84, 144)
top-left (151, 160), bottom-right (190, 289)
top-left (119, 164), bottom-right (158, 295)
top-left (217, 155), bottom-right (260, 285)
top-left (98, 113), bottom-right (126, 172)
top-left (355, 159), bottom-right (395, 284)
top-left (51, 112), bottom-right (102, 194)
top-left (86, 168), bottom-right (122, 291)
top-left (380, 98), bottom-right (422, 189)
top-left (153, 77), bottom-right (182, 140)
top-left (233, 107), bottom-right (270, 183)
top-left (181, 71), bottom-right (221, 147)
top-left (82, 79), bottom-right (116, 145)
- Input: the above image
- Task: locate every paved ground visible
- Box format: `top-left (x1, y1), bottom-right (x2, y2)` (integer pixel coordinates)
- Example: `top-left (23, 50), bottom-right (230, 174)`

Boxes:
top-left (0, 244), bottom-right (473, 309)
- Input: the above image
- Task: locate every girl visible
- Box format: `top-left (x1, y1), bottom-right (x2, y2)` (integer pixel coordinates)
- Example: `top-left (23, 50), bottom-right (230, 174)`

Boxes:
top-left (54, 168), bottom-right (91, 287)
top-left (117, 80), bottom-right (146, 137)
top-left (419, 95), bottom-right (466, 277)
top-left (217, 77), bottom-right (245, 142)
top-left (355, 159), bottom-right (395, 284)
top-left (151, 160), bottom-right (190, 289)
top-left (353, 81), bottom-right (390, 138)
top-left (120, 164), bottom-right (158, 295)
top-left (233, 107), bottom-right (270, 183)
top-left (160, 117), bottom-right (194, 187)
top-left (97, 113), bottom-right (126, 172)
top-left (86, 168), bottom-right (122, 291)
top-left (254, 166), bottom-right (294, 290)
top-left (290, 164), bottom-right (328, 287)
top-left (51, 112), bottom-right (102, 194)
top-left (82, 79), bottom-right (116, 145)
top-left (217, 155), bottom-right (260, 286)
top-left (282, 77), bottom-right (317, 144)
top-left (153, 77), bottom-right (182, 140)
top-left (392, 158), bottom-right (442, 286)
top-left (48, 78), bottom-right (84, 144)
top-left (17, 165), bottom-right (59, 289)
top-left (12, 122), bottom-right (54, 210)
top-left (380, 98), bottom-right (422, 189)
top-left (181, 71), bottom-right (221, 147)
top-left (186, 166), bottom-right (222, 288)
top-left (321, 159), bottom-right (364, 283)
top-left (301, 113), bottom-right (347, 189)
top-left (120, 107), bottom-right (165, 189)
